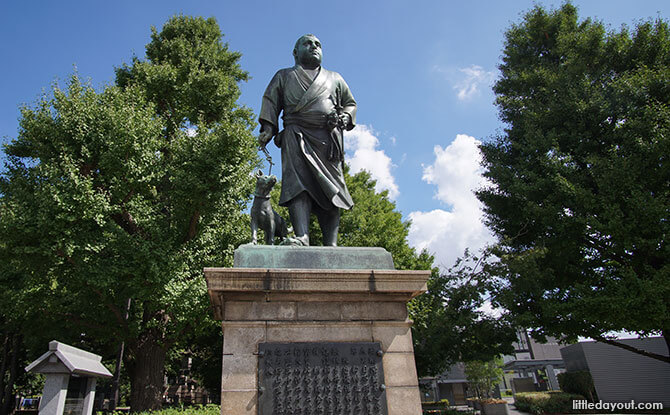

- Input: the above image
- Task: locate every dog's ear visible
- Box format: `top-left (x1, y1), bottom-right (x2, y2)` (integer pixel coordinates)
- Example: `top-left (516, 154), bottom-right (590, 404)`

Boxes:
top-left (256, 170), bottom-right (263, 177)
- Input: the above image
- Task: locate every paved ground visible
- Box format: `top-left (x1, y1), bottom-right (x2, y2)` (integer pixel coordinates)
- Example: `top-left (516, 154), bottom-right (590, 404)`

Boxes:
top-left (449, 398), bottom-right (531, 415)
top-left (507, 404), bottom-right (531, 415)
top-left (503, 397), bottom-right (531, 415)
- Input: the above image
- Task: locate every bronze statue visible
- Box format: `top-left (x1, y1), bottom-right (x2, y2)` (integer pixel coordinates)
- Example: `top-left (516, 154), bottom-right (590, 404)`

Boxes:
top-left (258, 34), bottom-right (356, 246)
top-left (250, 170), bottom-right (290, 245)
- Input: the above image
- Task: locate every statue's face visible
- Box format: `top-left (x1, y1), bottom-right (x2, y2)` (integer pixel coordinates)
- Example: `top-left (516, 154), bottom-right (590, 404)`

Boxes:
top-left (294, 35), bottom-right (322, 67)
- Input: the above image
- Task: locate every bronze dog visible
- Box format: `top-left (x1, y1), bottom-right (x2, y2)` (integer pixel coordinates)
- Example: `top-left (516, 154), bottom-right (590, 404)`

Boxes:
top-left (250, 170), bottom-right (289, 245)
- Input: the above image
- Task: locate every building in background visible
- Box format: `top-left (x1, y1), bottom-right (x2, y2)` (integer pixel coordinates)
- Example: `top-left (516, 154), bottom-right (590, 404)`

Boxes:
top-left (420, 329), bottom-right (567, 403)
top-left (560, 337), bottom-right (670, 406)
top-left (419, 363), bottom-right (470, 405)
top-left (501, 329), bottom-right (566, 393)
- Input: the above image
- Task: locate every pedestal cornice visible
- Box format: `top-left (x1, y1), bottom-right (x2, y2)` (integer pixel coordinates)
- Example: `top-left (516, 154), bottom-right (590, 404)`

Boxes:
top-left (205, 268), bottom-right (430, 320)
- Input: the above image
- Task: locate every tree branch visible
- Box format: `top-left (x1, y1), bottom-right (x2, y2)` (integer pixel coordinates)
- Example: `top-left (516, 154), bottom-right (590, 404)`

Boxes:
top-left (0, 333), bottom-right (9, 405)
top-left (169, 322), bottom-right (193, 349)
top-left (55, 249), bottom-right (76, 266)
top-left (184, 209), bottom-right (200, 243)
top-left (111, 211), bottom-right (144, 237)
top-left (83, 282), bottom-right (127, 327)
top-left (593, 335), bottom-right (670, 364)
top-left (582, 234), bottom-right (632, 264)
top-left (61, 312), bottom-right (111, 332)
top-left (79, 162), bottom-right (95, 177)
top-left (121, 190), bottom-right (135, 205)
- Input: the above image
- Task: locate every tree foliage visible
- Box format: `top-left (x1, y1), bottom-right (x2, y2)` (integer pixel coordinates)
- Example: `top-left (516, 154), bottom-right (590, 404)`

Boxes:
top-left (339, 169), bottom-right (435, 271)
top-left (0, 15), bottom-right (258, 411)
top-left (464, 358), bottom-right (504, 399)
top-left (410, 250), bottom-right (516, 377)
top-left (0, 251), bottom-right (31, 415)
top-left (478, 4), bottom-right (670, 362)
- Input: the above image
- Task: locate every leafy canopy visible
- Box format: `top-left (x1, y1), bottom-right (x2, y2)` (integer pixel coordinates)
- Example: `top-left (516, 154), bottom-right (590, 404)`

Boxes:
top-left (410, 250), bottom-right (516, 377)
top-left (464, 358), bottom-right (504, 399)
top-left (478, 3), bottom-right (670, 361)
top-left (116, 15), bottom-right (249, 129)
top-left (1, 14), bottom-right (259, 410)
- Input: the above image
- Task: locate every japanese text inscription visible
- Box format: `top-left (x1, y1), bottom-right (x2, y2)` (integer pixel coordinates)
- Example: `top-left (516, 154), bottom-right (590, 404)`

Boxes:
top-left (258, 342), bottom-right (388, 415)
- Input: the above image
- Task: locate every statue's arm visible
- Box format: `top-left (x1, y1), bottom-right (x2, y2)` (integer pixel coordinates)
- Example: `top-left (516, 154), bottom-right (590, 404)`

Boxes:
top-left (259, 71), bottom-right (283, 146)
top-left (337, 76), bottom-right (357, 131)
top-left (258, 121), bottom-right (276, 147)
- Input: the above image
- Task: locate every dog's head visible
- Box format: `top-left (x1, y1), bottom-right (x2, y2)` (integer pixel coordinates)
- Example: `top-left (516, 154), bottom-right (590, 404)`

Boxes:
top-left (254, 170), bottom-right (277, 196)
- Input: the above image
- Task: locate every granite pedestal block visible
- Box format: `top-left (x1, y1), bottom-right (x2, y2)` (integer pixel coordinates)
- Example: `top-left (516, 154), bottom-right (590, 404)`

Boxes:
top-left (205, 245), bottom-right (430, 415)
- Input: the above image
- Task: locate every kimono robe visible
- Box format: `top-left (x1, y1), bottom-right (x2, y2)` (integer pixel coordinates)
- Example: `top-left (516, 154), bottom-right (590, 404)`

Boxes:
top-left (259, 65), bottom-right (356, 210)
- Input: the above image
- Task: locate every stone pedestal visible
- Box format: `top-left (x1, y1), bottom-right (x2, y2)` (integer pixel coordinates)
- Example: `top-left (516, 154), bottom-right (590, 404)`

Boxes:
top-left (205, 246), bottom-right (430, 415)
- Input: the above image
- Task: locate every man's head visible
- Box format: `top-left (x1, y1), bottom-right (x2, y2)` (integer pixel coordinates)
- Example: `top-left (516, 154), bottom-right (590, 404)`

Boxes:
top-left (293, 34), bottom-right (322, 68)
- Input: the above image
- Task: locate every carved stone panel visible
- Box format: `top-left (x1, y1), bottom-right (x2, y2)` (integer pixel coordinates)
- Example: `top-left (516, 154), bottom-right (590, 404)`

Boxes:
top-left (258, 342), bottom-right (388, 415)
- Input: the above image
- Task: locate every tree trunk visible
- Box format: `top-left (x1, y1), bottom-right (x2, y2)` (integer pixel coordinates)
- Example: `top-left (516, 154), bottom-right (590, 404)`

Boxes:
top-left (0, 334), bottom-right (9, 414)
top-left (111, 298), bottom-right (132, 410)
top-left (594, 335), bottom-right (670, 364)
top-left (128, 330), bottom-right (167, 412)
top-left (111, 340), bottom-right (126, 410)
top-left (0, 334), bottom-right (20, 415)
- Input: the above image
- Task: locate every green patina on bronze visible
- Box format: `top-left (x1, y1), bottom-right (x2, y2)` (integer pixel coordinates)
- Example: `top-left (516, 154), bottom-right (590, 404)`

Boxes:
top-left (234, 245), bottom-right (395, 270)
top-left (257, 34), bottom-right (356, 247)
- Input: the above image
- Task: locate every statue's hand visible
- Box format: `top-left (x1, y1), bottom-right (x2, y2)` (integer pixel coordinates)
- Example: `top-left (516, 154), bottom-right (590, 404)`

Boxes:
top-left (338, 112), bottom-right (351, 128)
top-left (258, 129), bottom-right (273, 148)
top-left (327, 111), bottom-right (339, 129)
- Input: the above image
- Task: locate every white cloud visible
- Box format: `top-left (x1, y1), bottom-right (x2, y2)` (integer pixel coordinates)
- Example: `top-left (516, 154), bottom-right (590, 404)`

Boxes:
top-left (344, 124), bottom-right (399, 199)
top-left (476, 300), bottom-right (504, 318)
top-left (408, 134), bottom-right (495, 269)
top-left (422, 134), bottom-right (487, 208)
top-left (454, 65), bottom-right (496, 101)
top-left (433, 64), bottom-right (496, 101)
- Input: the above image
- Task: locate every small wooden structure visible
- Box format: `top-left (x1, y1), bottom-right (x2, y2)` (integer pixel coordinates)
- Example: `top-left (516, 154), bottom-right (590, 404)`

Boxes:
top-left (25, 341), bottom-right (112, 415)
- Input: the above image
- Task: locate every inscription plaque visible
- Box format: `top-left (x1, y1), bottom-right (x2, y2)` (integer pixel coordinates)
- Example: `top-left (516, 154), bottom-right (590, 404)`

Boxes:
top-left (258, 342), bottom-right (388, 415)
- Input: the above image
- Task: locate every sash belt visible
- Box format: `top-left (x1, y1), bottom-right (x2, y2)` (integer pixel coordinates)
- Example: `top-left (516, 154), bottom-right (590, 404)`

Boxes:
top-left (282, 113), bottom-right (343, 163)
top-left (283, 113), bottom-right (328, 129)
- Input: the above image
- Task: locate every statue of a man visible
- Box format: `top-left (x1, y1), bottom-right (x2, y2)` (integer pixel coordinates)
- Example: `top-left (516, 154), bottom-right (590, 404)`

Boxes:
top-left (258, 34), bottom-right (356, 246)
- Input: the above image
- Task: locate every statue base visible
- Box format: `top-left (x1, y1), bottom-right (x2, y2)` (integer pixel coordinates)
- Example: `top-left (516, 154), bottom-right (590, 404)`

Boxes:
top-left (205, 245), bottom-right (430, 415)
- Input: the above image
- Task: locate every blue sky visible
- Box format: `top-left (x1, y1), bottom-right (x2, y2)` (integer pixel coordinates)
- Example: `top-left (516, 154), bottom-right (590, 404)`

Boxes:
top-left (1, 0), bottom-right (667, 267)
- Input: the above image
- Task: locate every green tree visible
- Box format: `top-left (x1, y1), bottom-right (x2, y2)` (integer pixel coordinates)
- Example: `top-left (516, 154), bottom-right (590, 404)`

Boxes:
top-left (1, 15), bottom-right (258, 411)
top-left (478, 4), bottom-right (670, 362)
top-left (113, 15), bottom-right (259, 409)
top-left (0, 245), bottom-right (29, 415)
top-left (339, 169), bottom-right (435, 271)
top-left (410, 250), bottom-right (516, 377)
top-left (464, 358), bottom-right (504, 399)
